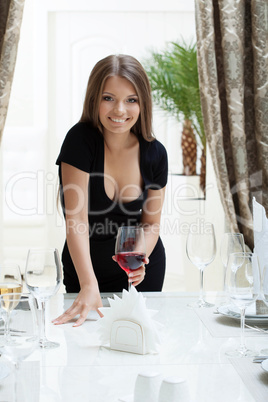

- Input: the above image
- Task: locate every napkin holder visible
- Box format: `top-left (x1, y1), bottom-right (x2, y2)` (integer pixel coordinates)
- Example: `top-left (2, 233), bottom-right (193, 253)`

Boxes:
top-left (97, 287), bottom-right (162, 355)
top-left (110, 319), bottom-right (145, 355)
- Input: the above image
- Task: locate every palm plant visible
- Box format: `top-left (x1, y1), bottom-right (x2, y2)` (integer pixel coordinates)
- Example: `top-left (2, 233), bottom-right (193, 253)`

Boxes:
top-left (145, 41), bottom-right (206, 193)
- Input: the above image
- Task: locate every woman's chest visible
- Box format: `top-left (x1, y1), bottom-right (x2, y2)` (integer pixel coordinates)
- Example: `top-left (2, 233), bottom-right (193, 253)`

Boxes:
top-left (104, 145), bottom-right (143, 203)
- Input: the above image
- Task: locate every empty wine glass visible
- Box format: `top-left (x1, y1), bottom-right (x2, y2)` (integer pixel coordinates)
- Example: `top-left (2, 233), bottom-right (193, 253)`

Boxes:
top-left (261, 264), bottom-right (268, 306)
top-left (186, 222), bottom-right (216, 308)
top-left (115, 226), bottom-right (146, 291)
top-left (260, 264), bottom-right (268, 354)
top-left (220, 233), bottom-right (245, 287)
top-left (0, 294), bottom-right (38, 402)
top-left (25, 248), bottom-right (62, 349)
top-left (225, 252), bottom-right (260, 357)
top-left (0, 263), bottom-right (22, 344)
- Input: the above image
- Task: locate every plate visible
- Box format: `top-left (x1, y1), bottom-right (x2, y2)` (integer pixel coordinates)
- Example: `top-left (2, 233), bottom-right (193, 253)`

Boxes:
top-left (217, 305), bottom-right (268, 323)
top-left (261, 359), bottom-right (268, 372)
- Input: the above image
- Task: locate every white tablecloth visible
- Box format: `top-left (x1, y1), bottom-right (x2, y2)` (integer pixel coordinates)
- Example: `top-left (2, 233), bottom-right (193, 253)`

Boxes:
top-left (0, 292), bottom-right (267, 401)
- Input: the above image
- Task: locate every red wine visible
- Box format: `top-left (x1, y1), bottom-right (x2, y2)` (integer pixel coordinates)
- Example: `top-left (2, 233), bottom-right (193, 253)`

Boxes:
top-left (115, 252), bottom-right (146, 274)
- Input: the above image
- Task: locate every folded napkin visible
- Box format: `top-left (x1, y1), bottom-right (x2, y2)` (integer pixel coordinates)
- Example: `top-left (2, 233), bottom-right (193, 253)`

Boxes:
top-left (253, 197), bottom-right (268, 276)
top-left (253, 197), bottom-right (268, 313)
top-left (97, 286), bottom-right (162, 354)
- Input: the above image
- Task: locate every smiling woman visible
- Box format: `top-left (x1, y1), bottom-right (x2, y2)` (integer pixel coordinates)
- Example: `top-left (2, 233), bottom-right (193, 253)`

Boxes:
top-left (2, 2), bottom-right (225, 296)
top-left (54, 54), bottom-right (168, 326)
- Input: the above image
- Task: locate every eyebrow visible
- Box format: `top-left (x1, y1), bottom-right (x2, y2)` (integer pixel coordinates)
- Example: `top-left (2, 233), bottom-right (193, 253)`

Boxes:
top-left (102, 91), bottom-right (138, 97)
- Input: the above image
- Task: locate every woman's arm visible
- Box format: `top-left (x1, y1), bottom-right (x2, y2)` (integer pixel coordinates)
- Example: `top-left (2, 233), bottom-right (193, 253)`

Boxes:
top-left (128, 186), bottom-right (166, 286)
top-left (53, 162), bottom-right (102, 326)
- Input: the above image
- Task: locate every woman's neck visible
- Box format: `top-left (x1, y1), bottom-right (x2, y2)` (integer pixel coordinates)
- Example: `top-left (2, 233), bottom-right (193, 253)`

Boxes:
top-left (103, 130), bottom-right (137, 152)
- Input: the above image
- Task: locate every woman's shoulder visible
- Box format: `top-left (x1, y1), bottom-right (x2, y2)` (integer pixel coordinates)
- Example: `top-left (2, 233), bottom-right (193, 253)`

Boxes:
top-left (56, 121), bottom-right (102, 171)
top-left (140, 136), bottom-right (168, 188)
top-left (140, 136), bottom-right (167, 160)
top-left (65, 121), bottom-right (102, 143)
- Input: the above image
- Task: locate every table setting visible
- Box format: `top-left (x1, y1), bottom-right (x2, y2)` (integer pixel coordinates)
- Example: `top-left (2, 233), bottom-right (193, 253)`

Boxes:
top-left (0, 212), bottom-right (268, 401)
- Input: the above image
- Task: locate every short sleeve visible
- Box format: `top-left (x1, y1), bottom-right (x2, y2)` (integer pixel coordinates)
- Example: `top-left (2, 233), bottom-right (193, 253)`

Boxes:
top-left (151, 140), bottom-right (168, 189)
top-left (56, 122), bottom-right (100, 173)
top-left (141, 139), bottom-right (168, 190)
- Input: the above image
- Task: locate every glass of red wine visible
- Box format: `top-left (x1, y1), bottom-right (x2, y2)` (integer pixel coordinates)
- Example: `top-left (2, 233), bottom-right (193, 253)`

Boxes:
top-left (115, 226), bottom-right (146, 291)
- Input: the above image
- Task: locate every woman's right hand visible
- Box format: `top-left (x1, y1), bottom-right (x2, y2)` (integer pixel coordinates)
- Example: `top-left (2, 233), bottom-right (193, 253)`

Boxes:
top-left (52, 284), bottom-right (103, 327)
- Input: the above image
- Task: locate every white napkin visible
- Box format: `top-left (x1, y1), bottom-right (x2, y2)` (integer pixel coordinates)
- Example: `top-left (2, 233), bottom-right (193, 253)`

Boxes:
top-left (97, 286), bottom-right (162, 354)
top-left (253, 197), bottom-right (268, 275)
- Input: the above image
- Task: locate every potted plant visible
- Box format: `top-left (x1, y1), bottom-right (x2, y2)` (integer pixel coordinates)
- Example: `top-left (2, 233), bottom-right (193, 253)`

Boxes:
top-left (144, 40), bottom-right (206, 193)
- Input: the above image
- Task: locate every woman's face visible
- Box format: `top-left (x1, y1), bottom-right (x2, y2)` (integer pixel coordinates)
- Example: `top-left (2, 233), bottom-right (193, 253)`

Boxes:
top-left (98, 75), bottom-right (140, 136)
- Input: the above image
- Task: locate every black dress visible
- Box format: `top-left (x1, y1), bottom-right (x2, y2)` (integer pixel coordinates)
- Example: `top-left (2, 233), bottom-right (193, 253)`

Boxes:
top-left (56, 122), bottom-right (168, 293)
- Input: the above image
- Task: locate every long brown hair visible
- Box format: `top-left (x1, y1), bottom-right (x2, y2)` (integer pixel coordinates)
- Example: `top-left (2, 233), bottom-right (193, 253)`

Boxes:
top-left (80, 54), bottom-right (155, 141)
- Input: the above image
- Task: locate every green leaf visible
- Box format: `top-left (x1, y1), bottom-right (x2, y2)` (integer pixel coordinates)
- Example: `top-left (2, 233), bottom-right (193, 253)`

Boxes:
top-left (144, 40), bottom-right (205, 148)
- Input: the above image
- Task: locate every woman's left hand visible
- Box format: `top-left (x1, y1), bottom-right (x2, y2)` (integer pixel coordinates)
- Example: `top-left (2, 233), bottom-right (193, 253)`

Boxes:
top-left (112, 256), bottom-right (149, 287)
top-left (128, 262), bottom-right (147, 286)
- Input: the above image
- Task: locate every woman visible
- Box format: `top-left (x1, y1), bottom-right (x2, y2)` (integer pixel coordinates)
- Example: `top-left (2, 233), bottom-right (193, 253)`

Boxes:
top-left (53, 54), bottom-right (168, 326)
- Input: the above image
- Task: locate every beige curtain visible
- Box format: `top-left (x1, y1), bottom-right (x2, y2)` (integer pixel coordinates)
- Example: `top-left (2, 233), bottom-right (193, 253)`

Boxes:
top-left (195, 0), bottom-right (268, 250)
top-left (0, 0), bottom-right (25, 144)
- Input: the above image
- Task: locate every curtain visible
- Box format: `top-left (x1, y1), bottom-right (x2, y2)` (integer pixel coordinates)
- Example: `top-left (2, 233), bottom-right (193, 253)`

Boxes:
top-left (195, 0), bottom-right (268, 250)
top-left (0, 0), bottom-right (25, 144)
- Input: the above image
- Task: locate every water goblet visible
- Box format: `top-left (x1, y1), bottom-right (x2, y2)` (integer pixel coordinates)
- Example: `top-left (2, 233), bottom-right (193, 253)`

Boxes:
top-left (25, 248), bottom-right (62, 349)
top-left (186, 222), bottom-right (216, 308)
top-left (0, 294), bottom-right (38, 402)
top-left (115, 226), bottom-right (146, 291)
top-left (0, 263), bottom-right (22, 344)
top-left (220, 233), bottom-right (245, 290)
top-left (261, 264), bottom-right (268, 306)
top-left (225, 252), bottom-right (260, 357)
top-left (259, 264), bottom-right (268, 354)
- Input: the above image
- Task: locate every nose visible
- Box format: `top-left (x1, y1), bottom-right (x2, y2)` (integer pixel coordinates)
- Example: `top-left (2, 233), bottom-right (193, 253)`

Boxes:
top-left (114, 101), bottom-right (125, 115)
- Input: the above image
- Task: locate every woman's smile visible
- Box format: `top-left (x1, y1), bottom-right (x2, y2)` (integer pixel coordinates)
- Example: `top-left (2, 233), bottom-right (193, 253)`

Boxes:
top-left (109, 117), bottom-right (129, 123)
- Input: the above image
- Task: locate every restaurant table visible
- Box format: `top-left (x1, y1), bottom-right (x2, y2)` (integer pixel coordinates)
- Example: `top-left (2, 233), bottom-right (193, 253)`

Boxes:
top-left (0, 292), bottom-right (268, 401)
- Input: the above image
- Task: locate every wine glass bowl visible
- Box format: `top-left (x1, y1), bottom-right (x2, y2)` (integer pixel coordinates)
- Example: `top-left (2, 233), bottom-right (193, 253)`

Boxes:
top-left (0, 264), bottom-right (22, 344)
top-left (115, 226), bottom-right (146, 289)
top-left (25, 248), bottom-right (62, 349)
top-left (186, 222), bottom-right (216, 308)
top-left (0, 294), bottom-right (38, 359)
top-left (259, 264), bottom-right (268, 355)
top-left (220, 233), bottom-right (245, 269)
top-left (225, 252), bottom-right (260, 357)
top-left (261, 265), bottom-right (268, 306)
top-left (0, 294), bottom-right (38, 401)
top-left (220, 233), bottom-right (245, 297)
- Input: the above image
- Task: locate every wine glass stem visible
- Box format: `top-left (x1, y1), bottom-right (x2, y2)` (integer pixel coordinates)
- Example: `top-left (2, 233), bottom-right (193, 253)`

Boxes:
top-left (199, 268), bottom-right (205, 303)
top-left (128, 277), bottom-right (132, 291)
top-left (14, 362), bottom-right (19, 402)
top-left (39, 300), bottom-right (48, 345)
top-left (240, 307), bottom-right (246, 353)
top-left (4, 311), bottom-right (11, 341)
top-left (223, 266), bottom-right (227, 292)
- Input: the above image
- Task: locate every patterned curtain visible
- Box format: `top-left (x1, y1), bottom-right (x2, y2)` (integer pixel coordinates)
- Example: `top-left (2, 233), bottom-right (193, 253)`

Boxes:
top-left (0, 0), bottom-right (25, 144)
top-left (195, 0), bottom-right (268, 250)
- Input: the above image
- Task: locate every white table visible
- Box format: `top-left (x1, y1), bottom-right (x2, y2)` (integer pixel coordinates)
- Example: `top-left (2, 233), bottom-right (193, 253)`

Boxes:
top-left (1, 292), bottom-right (268, 401)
